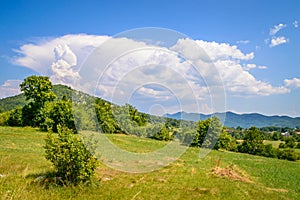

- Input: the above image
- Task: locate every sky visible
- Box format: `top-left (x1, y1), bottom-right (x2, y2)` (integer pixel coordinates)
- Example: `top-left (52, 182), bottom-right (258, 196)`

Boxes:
top-left (0, 0), bottom-right (300, 117)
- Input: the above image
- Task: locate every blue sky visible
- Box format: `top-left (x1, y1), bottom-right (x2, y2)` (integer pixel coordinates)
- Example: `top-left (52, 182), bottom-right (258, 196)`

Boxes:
top-left (0, 0), bottom-right (300, 117)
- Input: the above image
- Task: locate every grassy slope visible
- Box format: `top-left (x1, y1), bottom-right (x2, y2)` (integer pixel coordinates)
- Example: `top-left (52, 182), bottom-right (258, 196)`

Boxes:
top-left (0, 127), bottom-right (299, 200)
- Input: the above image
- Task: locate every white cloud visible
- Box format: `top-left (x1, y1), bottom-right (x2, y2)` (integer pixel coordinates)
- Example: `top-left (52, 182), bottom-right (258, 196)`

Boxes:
top-left (244, 64), bottom-right (256, 70)
top-left (258, 65), bottom-right (268, 69)
top-left (237, 40), bottom-right (250, 44)
top-left (50, 44), bottom-right (80, 85)
top-left (0, 80), bottom-right (22, 98)
top-left (293, 20), bottom-right (298, 28)
top-left (269, 36), bottom-right (288, 47)
top-left (171, 38), bottom-right (287, 96)
top-left (284, 78), bottom-right (300, 88)
top-left (212, 60), bottom-right (289, 96)
top-left (12, 34), bottom-right (293, 113)
top-left (14, 34), bottom-right (110, 76)
top-left (269, 23), bottom-right (287, 35)
top-left (192, 39), bottom-right (254, 61)
top-left (243, 64), bottom-right (267, 70)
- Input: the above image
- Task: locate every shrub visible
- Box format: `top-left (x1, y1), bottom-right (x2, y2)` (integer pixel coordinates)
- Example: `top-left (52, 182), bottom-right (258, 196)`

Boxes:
top-left (0, 111), bottom-right (10, 126)
top-left (279, 143), bottom-right (286, 148)
top-left (49, 96), bottom-right (76, 133)
top-left (261, 144), bottom-right (277, 158)
top-left (215, 131), bottom-right (237, 151)
top-left (152, 125), bottom-right (173, 141)
top-left (238, 127), bottom-right (264, 155)
top-left (285, 137), bottom-right (296, 148)
top-left (277, 149), bottom-right (299, 161)
top-left (7, 107), bottom-right (23, 126)
top-left (44, 127), bottom-right (99, 185)
top-left (182, 129), bottom-right (199, 146)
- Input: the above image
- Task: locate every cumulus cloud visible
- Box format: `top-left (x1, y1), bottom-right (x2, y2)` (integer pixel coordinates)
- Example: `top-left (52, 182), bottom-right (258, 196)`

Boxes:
top-left (0, 80), bottom-right (22, 98)
top-left (213, 60), bottom-right (288, 96)
top-left (284, 78), bottom-right (300, 88)
top-left (12, 34), bottom-right (293, 113)
top-left (269, 36), bottom-right (288, 47)
top-left (188, 39), bottom-right (254, 61)
top-left (14, 34), bottom-right (110, 76)
top-left (50, 44), bottom-right (80, 85)
top-left (171, 38), bottom-right (287, 96)
top-left (269, 23), bottom-right (287, 35)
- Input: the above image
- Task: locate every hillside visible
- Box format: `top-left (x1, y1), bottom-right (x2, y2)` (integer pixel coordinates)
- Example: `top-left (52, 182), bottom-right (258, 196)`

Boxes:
top-left (0, 126), bottom-right (299, 199)
top-left (164, 111), bottom-right (300, 128)
top-left (0, 84), bottom-right (93, 112)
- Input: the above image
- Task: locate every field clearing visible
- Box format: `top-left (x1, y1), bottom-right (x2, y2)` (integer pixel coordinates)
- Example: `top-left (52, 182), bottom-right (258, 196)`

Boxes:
top-left (0, 126), bottom-right (299, 199)
top-left (263, 140), bottom-right (283, 148)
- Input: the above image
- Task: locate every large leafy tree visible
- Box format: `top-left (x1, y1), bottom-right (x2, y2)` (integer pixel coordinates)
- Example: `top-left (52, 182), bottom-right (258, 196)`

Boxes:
top-left (95, 99), bottom-right (120, 133)
top-left (203, 116), bottom-right (223, 149)
top-left (187, 116), bottom-right (223, 148)
top-left (20, 75), bottom-right (56, 126)
top-left (20, 75), bottom-right (56, 107)
top-left (238, 126), bottom-right (264, 155)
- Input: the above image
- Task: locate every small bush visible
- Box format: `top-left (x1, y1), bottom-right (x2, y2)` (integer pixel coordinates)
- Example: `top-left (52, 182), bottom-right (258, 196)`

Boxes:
top-left (261, 144), bottom-right (277, 158)
top-left (44, 126), bottom-right (99, 185)
top-left (0, 111), bottom-right (10, 126)
top-left (152, 126), bottom-right (173, 141)
top-left (279, 143), bottom-right (286, 148)
top-left (285, 137), bottom-right (296, 148)
top-left (7, 108), bottom-right (23, 126)
top-left (277, 149), bottom-right (299, 161)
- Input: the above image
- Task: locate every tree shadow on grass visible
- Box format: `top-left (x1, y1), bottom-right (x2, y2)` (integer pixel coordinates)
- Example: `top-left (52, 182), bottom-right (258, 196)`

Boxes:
top-left (27, 171), bottom-right (100, 189)
top-left (26, 171), bottom-right (66, 188)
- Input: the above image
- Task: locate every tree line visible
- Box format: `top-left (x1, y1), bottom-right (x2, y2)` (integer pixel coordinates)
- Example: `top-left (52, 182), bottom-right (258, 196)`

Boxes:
top-left (1, 75), bottom-right (300, 163)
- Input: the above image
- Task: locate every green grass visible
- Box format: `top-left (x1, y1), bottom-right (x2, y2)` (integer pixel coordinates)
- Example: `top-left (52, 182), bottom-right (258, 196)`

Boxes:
top-left (263, 140), bottom-right (283, 148)
top-left (0, 126), bottom-right (300, 199)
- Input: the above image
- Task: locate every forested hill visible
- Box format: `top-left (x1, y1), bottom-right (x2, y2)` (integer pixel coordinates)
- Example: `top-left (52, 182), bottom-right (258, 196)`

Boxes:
top-left (164, 111), bottom-right (300, 128)
top-left (0, 84), bottom-right (92, 112)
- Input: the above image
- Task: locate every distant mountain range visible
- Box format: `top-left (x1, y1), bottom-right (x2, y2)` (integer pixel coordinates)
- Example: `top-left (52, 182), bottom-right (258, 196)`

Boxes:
top-left (164, 111), bottom-right (300, 128)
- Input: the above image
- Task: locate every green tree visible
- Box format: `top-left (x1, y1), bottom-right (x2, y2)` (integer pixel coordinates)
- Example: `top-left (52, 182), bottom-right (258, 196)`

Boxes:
top-left (20, 75), bottom-right (56, 126)
top-left (238, 127), bottom-right (264, 155)
top-left (183, 129), bottom-right (199, 146)
top-left (49, 95), bottom-right (76, 133)
top-left (261, 144), bottom-right (277, 158)
top-left (272, 131), bottom-right (281, 141)
top-left (194, 118), bottom-right (211, 147)
top-left (152, 125), bottom-right (173, 141)
top-left (204, 116), bottom-right (223, 149)
top-left (285, 137), bottom-right (296, 148)
top-left (95, 99), bottom-right (119, 133)
top-left (189, 116), bottom-right (223, 148)
top-left (125, 104), bottom-right (148, 126)
top-left (7, 107), bottom-right (23, 126)
top-left (215, 129), bottom-right (237, 151)
top-left (20, 75), bottom-right (56, 107)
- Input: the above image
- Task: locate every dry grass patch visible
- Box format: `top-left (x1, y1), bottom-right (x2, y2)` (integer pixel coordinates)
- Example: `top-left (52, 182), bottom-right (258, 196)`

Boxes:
top-left (265, 187), bottom-right (288, 193)
top-left (211, 164), bottom-right (253, 183)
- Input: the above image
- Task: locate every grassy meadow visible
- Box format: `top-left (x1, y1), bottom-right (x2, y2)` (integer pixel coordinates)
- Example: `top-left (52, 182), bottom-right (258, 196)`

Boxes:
top-left (0, 126), bottom-right (299, 199)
